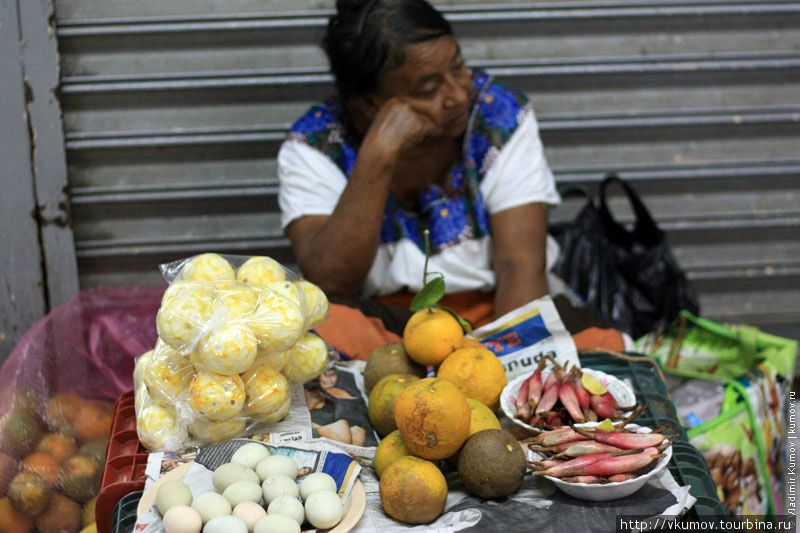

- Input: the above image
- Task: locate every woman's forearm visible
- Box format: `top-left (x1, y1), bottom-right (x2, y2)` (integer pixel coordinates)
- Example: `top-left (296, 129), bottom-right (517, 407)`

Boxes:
top-left (493, 261), bottom-right (548, 318)
top-left (290, 142), bottom-right (397, 297)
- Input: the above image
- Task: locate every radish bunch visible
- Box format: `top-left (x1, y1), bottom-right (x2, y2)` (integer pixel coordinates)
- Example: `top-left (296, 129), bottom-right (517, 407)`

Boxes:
top-left (524, 414), bottom-right (676, 483)
top-left (511, 357), bottom-right (625, 428)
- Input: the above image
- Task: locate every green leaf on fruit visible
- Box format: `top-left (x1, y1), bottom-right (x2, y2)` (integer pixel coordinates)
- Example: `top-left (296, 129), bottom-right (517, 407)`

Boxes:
top-left (438, 305), bottom-right (473, 335)
top-left (409, 277), bottom-right (445, 311)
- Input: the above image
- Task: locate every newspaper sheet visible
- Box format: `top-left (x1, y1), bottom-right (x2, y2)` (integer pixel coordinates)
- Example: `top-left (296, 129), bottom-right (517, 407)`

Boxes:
top-left (471, 295), bottom-right (580, 380)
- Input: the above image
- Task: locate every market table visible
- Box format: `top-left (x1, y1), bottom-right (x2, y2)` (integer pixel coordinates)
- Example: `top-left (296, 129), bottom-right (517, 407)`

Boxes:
top-left (104, 350), bottom-right (726, 532)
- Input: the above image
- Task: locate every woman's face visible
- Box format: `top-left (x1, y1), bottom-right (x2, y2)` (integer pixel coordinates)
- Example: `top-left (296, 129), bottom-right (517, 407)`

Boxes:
top-left (376, 35), bottom-right (472, 139)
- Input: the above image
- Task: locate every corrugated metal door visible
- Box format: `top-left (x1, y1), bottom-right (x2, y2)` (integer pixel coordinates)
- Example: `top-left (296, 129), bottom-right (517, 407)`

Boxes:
top-left (55, 0), bottom-right (800, 340)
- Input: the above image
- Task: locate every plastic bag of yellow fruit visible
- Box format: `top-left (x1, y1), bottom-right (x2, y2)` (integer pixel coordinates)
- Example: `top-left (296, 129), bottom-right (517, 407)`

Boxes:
top-left (135, 253), bottom-right (337, 452)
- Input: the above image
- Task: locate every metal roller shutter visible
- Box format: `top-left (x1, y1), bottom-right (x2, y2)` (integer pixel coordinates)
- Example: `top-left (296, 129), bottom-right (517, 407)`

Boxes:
top-left (54, 0), bottom-right (800, 340)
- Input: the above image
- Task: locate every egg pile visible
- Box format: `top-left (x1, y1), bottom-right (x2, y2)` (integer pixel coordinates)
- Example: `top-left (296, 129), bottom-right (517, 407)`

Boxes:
top-left (134, 253), bottom-right (331, 451)
top-left (156, 443), bottom-right (344, 533)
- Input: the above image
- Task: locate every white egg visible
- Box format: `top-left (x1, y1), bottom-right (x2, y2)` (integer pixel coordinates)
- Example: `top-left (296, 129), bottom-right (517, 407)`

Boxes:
top-left (255, 454), bottom-right (299, 482)
top-left (299, 472), bottom-right (337, 501)
top-left (267, 495), bottom-right (305, 526)
top-left (253, 514), bottom-right (301, 533)
top-left (162, 505), bottom-right (203, 533)
top-left (231, 442), bottom-right (271, 470)
top-left (213, 462), bottom-right (260, 492)
top-left (232, 501), bottom-right (267, 532)
top-left (191, 491), bottom-right (232, 524)
top-left (156, 479), bottom-right (193, 515)
top-left (223, 480), bottom-right (263, 507)
top-left (261, 474), bottom-right (299, 504)
top-left (304, 490), bottom-right (343, 529)
top-left (203, 515), bottom-right (248, 533)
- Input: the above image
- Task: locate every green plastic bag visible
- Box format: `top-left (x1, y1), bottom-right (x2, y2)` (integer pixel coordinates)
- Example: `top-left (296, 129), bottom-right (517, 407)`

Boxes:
top-left (636, 311), bottom-right (797, 518)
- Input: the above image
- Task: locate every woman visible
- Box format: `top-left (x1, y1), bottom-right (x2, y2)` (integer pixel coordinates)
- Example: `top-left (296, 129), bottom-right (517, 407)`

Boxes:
top-left (278, 0), bottom-right (561, 358)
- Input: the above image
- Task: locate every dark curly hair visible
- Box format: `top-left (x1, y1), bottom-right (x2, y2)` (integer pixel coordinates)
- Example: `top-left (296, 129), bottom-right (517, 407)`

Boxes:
top-left (322, 0), bottom-right (453, 102)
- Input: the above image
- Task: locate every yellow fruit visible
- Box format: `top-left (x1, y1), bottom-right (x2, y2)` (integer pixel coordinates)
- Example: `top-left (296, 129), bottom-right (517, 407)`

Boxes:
top-left (367, 374), bottom-right (421, 437)
top-left (81, 496), bottom-right (96, 527)
top-left (379, 456), bottom-right (447, 524)
top-left (143, 342), bottom-right (195, 404)
top-left (236, 256), bottom-right (287, 285)
top-left (403, 308), bottom-right (463, 366)
top-left (282, 333), bottom-right (329, 384)
top-left (241, 363), bottom-right (289, 417)
top-left (189, 373), bottom-right (246, 422)
top-left (296, 280), bottom-right (329, 329)
top-left (582, 372), bottom-right (608, 396)
top-left (156, 293), bottom-right (213, 351)
top-left (466, 398), bottom-right (501, 437)
top-left (246, 290), bottom-right (304, 354)
top-left (180, 253), bottom-right (235, 283)
top-left (136, 401), bottom-right (185, 451)
top-left (81, 524), bottom-right (97, 533)
top-left (0, 497), bottom-right (34, 532)
top-left (373, 430), bottom-right (411, 479)
top-left (188, 417), bottom-right (246, 443)
top-left (212, 284), bottom-right (259, 318)
top-left (436, 347), bottom-right (507, 410)
top-left (394, 377), bottom-right (470, 460)
top-left (198, 322), bottom-right (258, 375)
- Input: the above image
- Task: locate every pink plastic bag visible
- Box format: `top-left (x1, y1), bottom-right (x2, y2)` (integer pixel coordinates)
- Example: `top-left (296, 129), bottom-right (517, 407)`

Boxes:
top-left (1, 286), bottom-right (164, 416)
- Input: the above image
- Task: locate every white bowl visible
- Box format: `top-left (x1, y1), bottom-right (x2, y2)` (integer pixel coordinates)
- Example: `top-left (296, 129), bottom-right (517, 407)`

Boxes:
top-left (501, 367), bottom-right (637, 433)
top-left (533, 422), bottom-right (673, 501)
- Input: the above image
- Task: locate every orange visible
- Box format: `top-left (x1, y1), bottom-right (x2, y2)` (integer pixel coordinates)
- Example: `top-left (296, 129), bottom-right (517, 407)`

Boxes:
top-left (379, 456), bottom-right (447, 524)
top-left (36, 434), bottom-right (77, 464)
top-left (466, 398), bottom-right (501, 437)
top-left (73, 402), bottom-right (113, 444)
top-left (60, 456), bottom-right (100, 503)
top-left (460, 337), bottom-right (484, 349)
top-left (0, 497), bottom-right (34, 533)
top-left (44, 394), bottom-right (83, 432)
top-left (367, 374), bottom-right (421, 437)
top-left (21, 453), bottom-right (60, 488)
top-left (0, 452), bottom-right (18, 496)
top-left (35, 493), bottom-right (81, 533)
top-left (7, 471), bottom-right (51, 517)
top-left (373, 430), bottom-right (411, 479)
top-left (402, 308), bottom-right (463, 366)
top-left (436, 347), bottom-right (507, 410)
top-left (394, 377), bottom-right (470, 460)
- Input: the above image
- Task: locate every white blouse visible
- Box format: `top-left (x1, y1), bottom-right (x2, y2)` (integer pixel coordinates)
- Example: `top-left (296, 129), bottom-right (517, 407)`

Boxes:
top-left (277, 109), bottom-right (561, 297)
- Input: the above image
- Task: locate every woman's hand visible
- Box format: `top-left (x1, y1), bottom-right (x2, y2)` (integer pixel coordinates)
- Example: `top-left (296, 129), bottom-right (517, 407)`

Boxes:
top-left (363, 97), bottom-right (438, 160)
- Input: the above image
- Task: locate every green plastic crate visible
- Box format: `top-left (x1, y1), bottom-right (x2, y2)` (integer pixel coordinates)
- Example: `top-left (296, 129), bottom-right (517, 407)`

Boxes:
top-left (112, 490), bottom-right (143, 533)
top-left (579, 350), bottom-right (728, 518)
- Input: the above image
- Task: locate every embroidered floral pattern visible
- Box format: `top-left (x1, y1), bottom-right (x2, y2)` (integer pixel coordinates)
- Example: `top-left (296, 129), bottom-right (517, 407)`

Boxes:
top-left (288, 69), bottom-right (529, 254)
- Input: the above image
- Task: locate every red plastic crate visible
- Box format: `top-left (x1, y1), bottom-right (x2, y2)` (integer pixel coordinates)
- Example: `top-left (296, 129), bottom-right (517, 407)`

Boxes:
top-left (96, 390), bottom-right (148, 533)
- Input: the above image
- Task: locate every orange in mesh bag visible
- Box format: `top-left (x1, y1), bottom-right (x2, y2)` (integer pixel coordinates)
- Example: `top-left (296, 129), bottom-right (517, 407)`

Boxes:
top-left (0, 286), bottom-right (163, 523)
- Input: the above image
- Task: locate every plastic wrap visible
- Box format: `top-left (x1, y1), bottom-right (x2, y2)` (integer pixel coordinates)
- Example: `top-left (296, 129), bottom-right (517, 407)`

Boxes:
top-left (135, 253), bottom-right (338, 452)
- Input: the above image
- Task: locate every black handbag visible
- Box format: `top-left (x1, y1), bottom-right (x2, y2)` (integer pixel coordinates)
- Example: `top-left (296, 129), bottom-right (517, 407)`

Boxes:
top-left (552, 174), bottom-right (700, 339)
